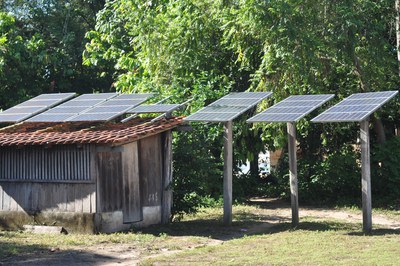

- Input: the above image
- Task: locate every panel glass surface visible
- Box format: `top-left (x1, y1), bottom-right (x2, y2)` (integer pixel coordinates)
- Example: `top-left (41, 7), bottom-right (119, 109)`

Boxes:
top-left (222, 92), bottom-right (271, 99)
top-left (75, 93), bottom-right (118, 100)
top-left (26, 93), bottom-right (118, 122)
top-left (0, 93), bottom-right (76, 123)
top-left (185, 92), bottom-right (272, 122)
top-left (27, 113), bottom-right (77, 122)
top-left (68, 93), bottom-right (152, 122)
top-left (312, 91), bottom-right (398, 123)
top-left (247, 94), bottom-right (334, 123)
top-left (67, 113), bottom-right (119, 122)
top-left (128, 104), bottom-right (181, 114)
top-left (115, 93), bottom-right (153, 99)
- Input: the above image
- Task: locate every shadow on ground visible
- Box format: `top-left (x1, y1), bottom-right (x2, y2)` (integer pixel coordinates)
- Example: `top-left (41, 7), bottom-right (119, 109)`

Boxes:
top-left (140, 197), bottom-right (400, 240)
top-left (347, 228), bottom-right (400, 236)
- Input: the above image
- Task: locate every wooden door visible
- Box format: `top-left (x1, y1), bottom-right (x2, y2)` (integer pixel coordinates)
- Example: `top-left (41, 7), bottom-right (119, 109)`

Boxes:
top-left (121, 142), bottom-right (142, 223)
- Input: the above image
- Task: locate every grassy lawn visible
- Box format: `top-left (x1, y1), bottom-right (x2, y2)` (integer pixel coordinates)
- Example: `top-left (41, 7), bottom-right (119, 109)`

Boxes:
top-left (142, 221), bottom-right (400, 265)
top-left (1, 203), bottom-right (399, 265)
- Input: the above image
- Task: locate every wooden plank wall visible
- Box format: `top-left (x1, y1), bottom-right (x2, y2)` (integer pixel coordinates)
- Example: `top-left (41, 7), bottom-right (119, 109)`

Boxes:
top-left (96, 151), bottom-right (123, 212)
top-left (0, 182), bottom-right (96, 213)
top-left (161, 130), bottom-right (173, 224)
top-left (139, 135), bottom-right (162, 207)
top-left (121, 142), bottom-right (142, 223)
top-left (0, 145), bottom-right (92, 182)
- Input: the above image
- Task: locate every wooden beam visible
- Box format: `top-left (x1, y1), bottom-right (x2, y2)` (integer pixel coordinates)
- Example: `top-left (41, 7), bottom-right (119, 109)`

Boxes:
top-left (360, 119), bottom-right (372, 233)
top-left (223, 121), bottom-right (233, 226)
top-left (287, 122), bottom-right (299, 226)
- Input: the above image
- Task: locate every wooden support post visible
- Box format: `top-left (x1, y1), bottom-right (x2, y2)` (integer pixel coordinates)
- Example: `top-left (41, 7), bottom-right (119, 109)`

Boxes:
top-left (360, 119), bottom-right (372, 233)
top-left (287, 122), bottom-right (299, 226)
top-left (223, 121), bottom-right (233, 226)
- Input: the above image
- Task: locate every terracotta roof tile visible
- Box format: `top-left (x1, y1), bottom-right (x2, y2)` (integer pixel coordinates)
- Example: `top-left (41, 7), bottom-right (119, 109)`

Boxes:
top-left (0, 117), bottom-right (183, 147)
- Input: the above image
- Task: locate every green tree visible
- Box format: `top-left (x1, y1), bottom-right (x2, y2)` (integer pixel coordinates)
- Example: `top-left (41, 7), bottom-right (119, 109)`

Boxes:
top-left (0, 0), bottom-right (106, 109)
top-left (85, 0), bottom-right (400, 211)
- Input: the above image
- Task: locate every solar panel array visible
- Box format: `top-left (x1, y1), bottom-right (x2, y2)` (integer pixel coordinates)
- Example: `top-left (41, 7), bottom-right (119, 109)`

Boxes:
top-left (184, 92), bottom-right (272, 122)
top-left (312, 91), bottom-right (398, 123)
top-left (0, 93), bottom-right (76, 123)
top-left (247, 94), bottom-right (334, 123)
top-left (27, 93), bottom-right (118, 122)
top-left (68, 93), bottom-right (153, 122)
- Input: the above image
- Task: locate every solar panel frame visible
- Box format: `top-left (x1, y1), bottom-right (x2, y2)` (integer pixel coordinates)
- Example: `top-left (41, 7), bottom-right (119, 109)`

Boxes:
top-left (0, 93), bottom-right (76, 123)
top-left (184, 92), bottom-right (272, 122)
top-left (312, 91), bottom-right (398, 123)
top-left (247, 94), bottom-right (334, 123)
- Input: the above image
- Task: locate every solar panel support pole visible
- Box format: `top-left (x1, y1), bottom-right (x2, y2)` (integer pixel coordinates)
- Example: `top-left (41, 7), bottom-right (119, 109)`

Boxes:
top-left (287, 122), bottom-right (299, 226)
top-left (223, 121), bottom-right (233, 226)
top-left (360, 118), bottom-right (372, 233)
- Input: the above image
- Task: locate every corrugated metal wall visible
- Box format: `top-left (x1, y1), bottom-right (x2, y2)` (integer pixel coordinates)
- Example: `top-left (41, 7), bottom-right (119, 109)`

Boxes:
top-left (0, 145), bottom-right (91, 182)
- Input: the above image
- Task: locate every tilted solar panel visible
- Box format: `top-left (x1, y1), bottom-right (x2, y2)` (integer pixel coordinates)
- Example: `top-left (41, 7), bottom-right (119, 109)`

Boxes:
top-left (184, 92), bottom-right (272, 122)
top-left (128, 104), bottom-right (181, 114)
top-left (247, 94), bottom-right (334, 123)
top-left (27, 93), bottom-right (118, 122)
top-left (311, 91), bottom-right (398, 123)
top-left (67, 93), bottom-right (153, 122)
top-left (0, 93), bottom-right (76, 123)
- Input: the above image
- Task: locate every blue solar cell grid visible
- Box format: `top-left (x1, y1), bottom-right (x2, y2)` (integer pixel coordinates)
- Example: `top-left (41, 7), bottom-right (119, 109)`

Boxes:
top-left (128, 104), bottom-right (181, 114)
top-left (26, 93), bottom-right (118, 122)
top-left (312, 91), bottom-right (398, 123)
top-left (247, 94), bottom-right (334, 123)
top-left (68, 93), bottom-right (152, 122)
top-left (184, 92), bottom-right (272, 122)
top-left (0, 93), bottom-right (76, 123)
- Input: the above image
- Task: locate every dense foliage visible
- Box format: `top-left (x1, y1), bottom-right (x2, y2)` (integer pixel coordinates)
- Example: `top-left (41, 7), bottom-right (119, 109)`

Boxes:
top-left (0, 0), bottom-right (399, 215)
top-left (0, 0), bottom-right (107, 109)
top-left (84, 0), bottom-right (400, 213)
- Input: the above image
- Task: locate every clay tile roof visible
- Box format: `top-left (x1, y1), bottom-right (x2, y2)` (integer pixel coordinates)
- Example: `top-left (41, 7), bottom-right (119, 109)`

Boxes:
top-left (0, 117), bottom-right (183, 147)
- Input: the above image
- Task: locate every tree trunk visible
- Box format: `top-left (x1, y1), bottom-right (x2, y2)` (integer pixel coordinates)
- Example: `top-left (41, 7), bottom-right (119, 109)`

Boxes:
top-left (396, 0), bottom-right (400, 76)
top-left (249, 154), bottom-right (259, 177)
top-left (371, 115), bottom-right (386, 144)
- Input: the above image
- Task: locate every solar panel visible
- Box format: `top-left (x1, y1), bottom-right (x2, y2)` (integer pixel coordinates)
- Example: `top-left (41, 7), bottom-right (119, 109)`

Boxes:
top-left (184, 92), bottom-right (272, 122)
top-left (67, 93), bottom-right (152, 122)
top-left (312, 91), bottom-right (398, 123)
top-left (247, 94), bottom-right (334, 123)
top-left (74, 93), bottom-right (118, 100)
top-left (27, 93), bottom-right (118, 122)
top-left (0, 93), bottom-right (76, 123)
top-left (127, 104), bottom-right (181, 114)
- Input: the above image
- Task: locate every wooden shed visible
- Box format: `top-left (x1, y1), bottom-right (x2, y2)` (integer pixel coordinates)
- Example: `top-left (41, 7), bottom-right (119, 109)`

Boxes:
top-left (0, 117), bottom-right (182, 233)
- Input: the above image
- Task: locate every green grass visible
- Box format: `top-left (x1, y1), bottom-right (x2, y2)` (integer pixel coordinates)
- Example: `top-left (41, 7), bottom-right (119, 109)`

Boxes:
top-left (1, 204), bottom-right (400, 265)
top-left (142, 221), bottom-right (400, 265)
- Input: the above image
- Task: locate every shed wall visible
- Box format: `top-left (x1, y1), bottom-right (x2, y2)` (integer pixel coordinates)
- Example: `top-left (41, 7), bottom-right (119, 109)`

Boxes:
top-left (0, 182), bottom-right (96, 213)
top-left (0, 145), bottom-right (93, 182)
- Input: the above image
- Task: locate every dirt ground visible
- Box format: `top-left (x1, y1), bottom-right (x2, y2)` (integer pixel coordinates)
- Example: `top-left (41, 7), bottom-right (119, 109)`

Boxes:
top-left (2, 198), bottom-right (400, 266)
